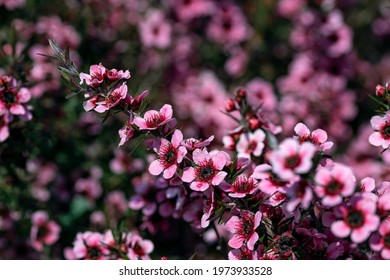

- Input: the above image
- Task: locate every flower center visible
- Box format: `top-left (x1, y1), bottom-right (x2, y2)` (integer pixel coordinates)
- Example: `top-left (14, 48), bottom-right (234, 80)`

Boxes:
top-left (160, 144), bottom-right (177, 167)
top-left (247, 141), bottom-right (257, 154)
top-left (233, 177), bottom-right (255, 194)
top-left (325, 180), bottom-right (342, 195)
top-left (345, 210), bottom-right (364, 229)
top-left (241, 219), bottom-right (254, 236)
top-left (37, 225), bottom-right (48, 240)
top-left (87, 247), bottom-right (101, 259)
top-left (146, 113), bottom-right (165, 128)
top-left (132, 243), bottom-right (144, 256)
top-left (196, 161), bottom-right (216, 182)
top-left (285, 155), bottom-right (301, 169)
top-left (384, 234), bottom-right (390, 249)
top-left (276, 236), bottom-right (295, 253)
top-left (381, 124), bottom-right (390, 139)
top-left (239, 250), bottom-right (253, 260)
top-left (2, 91), bottom-right (16, 105)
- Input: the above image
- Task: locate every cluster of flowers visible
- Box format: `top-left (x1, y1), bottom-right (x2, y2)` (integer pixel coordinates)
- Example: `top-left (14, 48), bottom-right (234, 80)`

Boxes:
top-left (52, 36), bottom-right (390, 259)
top-left (0, 75), bottom-right (32, 142)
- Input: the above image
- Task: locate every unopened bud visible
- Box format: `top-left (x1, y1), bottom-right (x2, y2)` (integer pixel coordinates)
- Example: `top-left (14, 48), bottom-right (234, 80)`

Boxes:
top-left (376, 84), bottom-right (386, 97)
top-left (225, 98), bottom-right (236, 112)
top-left (248, 117), bottom-right (260, 130)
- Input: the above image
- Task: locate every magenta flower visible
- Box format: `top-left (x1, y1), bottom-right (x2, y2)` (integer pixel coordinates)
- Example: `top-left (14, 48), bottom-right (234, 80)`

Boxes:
top-left (222, 175), bottom-right (258, 198)
top-left (331, 197), bottom-right (380, 243)
top-left (181, 148), bottom-right (228, 191)
top-left (368, 112), bottom-right (390, 149)
top-left (236, 129), bottom-right (266, 158)
top-left (225, 210), bottom-right (262, 250)
top-left (370, 219), bottom-right (390, 259)
top-left (134, 104), bottom-right (173, 130)
top-left (149, 129), bottom-right (187, 179)
top-left (294, 122), bottom-right (334, 151)
top-left (30, 211), bottom-right (61, 252)
top-left (79, 63), bottom-right (106, 88)
top-left (72, 231), bottom-right (109, 259)
top-left (125, 233), bottom-right (154, 260)
top-left (314, 164), bottom-right (355, 207)
top-left (0, 76), bottom-right (31, 116)
top-left (268, 138), bottom-right (316, 181)
top-left (94, 83), bottom-right (128, 113)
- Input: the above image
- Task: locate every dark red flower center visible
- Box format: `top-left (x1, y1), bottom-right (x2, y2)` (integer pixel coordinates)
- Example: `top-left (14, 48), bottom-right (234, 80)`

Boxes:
top-left (146, 113), bottom-right (165, 128)
top-left (37, 225), bottom-right (48, 240)
top-left (160, 144), bottom-right (177, 167)
top-left (239, 249), bottom-right (254, 260)
top-left (1, 90), bottom-right (16, 105)
top-left (381, 124), bottom-right (390, 139)
top-left (87, 246), bottom-right (102, 259)
top-left (276, 235), bottom-right (295, 254)
top-left (196, 161), bottom-right (216, 182)
top-left (325, 180), bottom-right (343, 195)
top-left (285, 155), bottom-right (301, 169)
top-left (241, 218), bottom-right (254, 237)
top-left (133, 243), bottom-right (144, 256)
top-left (345, 210), bottom-right (364, 229)
top-left (247, 141), bottom-right (257, 154)
top-left (384, 234), bottom-right (390, 249)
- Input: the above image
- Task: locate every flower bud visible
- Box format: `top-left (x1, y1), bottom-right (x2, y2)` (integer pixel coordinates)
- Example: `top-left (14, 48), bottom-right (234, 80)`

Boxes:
top-left (225, 98), bottom-right (236, 112)
top-left (248, 117), bottom-right (260, 130)
top-left (376, 84), bottom-right (386, 97)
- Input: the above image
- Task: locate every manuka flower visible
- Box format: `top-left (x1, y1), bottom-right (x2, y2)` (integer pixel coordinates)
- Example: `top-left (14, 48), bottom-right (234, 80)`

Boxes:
top-left (94, 83), bottom-right (128, 113)
top-left (369, 112), bottom-right (390, 149)
top-left (134, 104), bottom-right (173, 130)
top-left (370, 219), bottom-right (390, 259)
top-left (148, 129), bottom-right (187, 179)
top-left (236, 129), bottom-right (266, 158)
top-left (294, 122), bottom-right (333, 151)
top-left (225, 210), bottom-right (262, 250)
top-left (181, 148), bottom-right (228, 191)
top-left (30, 211), bottom-right (61, 252)
top-left (79, 63), bottom-right (106, 88)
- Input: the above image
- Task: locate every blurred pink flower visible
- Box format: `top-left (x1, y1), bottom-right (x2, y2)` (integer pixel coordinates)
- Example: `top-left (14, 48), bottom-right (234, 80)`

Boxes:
top-left (236, 129), bottom-right (266, 159)
top-left (72, 232), bottom-right (109, 260)
top-left (370, 219), bottom-right (390, 259)
top-left (138, 9), bottom-right (172, 49)
top-left (369, 112), bottom-right (390, 149)
top-left (30, 211), bottom-right (61, 252)
top-left (0, 76), bottom-right (31, 116)
top-left (294, 122), bottom-right (334, 151)
top-left (246, 78), bottom-right (277, 111)
top-left (125, 233), bottom-right (154, 260)
top-left (0, 113), bottom-right (10, 142)
top-left (169, 0), bottom-right (215, 22)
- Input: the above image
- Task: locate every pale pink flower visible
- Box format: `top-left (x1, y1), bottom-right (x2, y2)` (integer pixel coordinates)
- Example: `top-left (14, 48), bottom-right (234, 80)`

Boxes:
top-left (79, 63), bottom-right (106, 88)
top-left (94, 83), bottom-right (128, 113)
top-left (268, 138), bottom-right (316, 181)
top-left (369, 112), bottom-right (390, 149)
top-left (294, 122), bottom-right (333, 151)
top-left (134, 104), bottom-right (173, 130)
top-left (149, 129), bottom-right (187, 179)
top-left (225, 210), bottom-right (262, 250)
top-left (125, 233), bottom-right (154, 260)
top-left (359, 177), bottom-right (376, 192)
top-left (370, 219), bottom-right (390, 259)
top-left (138, 9), bottom-right (172, 49)
top-left (74, 177), bottom-right (102, 200)
top-left (285, 179), bottom-right (313, 212)
top-left (236, 129), bottom-right (266, 158)
top-left (331, 197), bottom-right (380, 243)
top-left (72, 231), bottom-right (109, 259)
top-left (201, 190), bottom-right (214, 228)
top-left (314, 164), bottom-right (356, 207)
top-left (181, 149), bottom-right (228, 191)
top-left (30, 211), bottom-right (61, 252)
top-left (118, 115), bottom-right (134, 147)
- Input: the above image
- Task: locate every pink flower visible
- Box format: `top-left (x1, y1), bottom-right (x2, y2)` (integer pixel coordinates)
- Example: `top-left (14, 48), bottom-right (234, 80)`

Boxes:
top-left (245, 78), bottom-right (277, 111)
top-left (134, 104), bottom-right (173, 130)
top-left (149, 129), bottom-right (187, 179)
top-left (331, 197), bottom-right (380, 243)
top-left (106, 68), bottom-right (130, 81)
top-left (79, 63), bottom-right (106, 88)
top-left (125, 233), bottom-right (154, 260)
top-left (182, 135), bottom-right (214, 151)
top-left (236, 129), bottom-right (266, 158)
top-left (0, 76), bottom-right (31, 116)
top-left (314, 164), bottom-right (355, 207)
top-left (94, 83), bottom-right (128, 113)
top-left (268, 138), bottom-right (316, 181)
top-left (181, 149), bottom-right (228, 191)
top-left (225, 210), bottom-right (262, 250)
top-left (369, 112), bottom-right (390, 149)
top-left (294, 122), bottom-right (333, 151)
top-left (201, 190), bottom-right (214, 228)
top-left (138, 9), bottom-right (172, 49)
top-left (370, 220), bottom-right (390, 259)
top-left (285, 179), bottom-right (313, 212)
top-left (169, 0), bottom-right (215, 22)
top-left (72, 231), bottom-right (109, 259)
top-left (222, 175), bottom-right (258, 198)
top-left (118, 115), bottom-right (134, 147)
top-left (30, 211), bottom-right (61, 252)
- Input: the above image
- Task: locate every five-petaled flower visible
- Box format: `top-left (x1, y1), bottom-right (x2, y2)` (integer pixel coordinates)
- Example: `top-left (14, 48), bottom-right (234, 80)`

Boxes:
top-left (369, 112), bottom-right (390, 149)
top-left (236, 129), bottom-right (266, 158)
top-left (134, 104), bottom-right (173, 130)
top-left (294, 122), bottom-right (333, 151)
top-left (181, 148), bottom-right (228, 191)
top-left (79, 63), bottom-right (106, 88)
top-left (149, 129), bottom-right (187, 179)
top-left (225, 210), bottom-right (262, 250)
